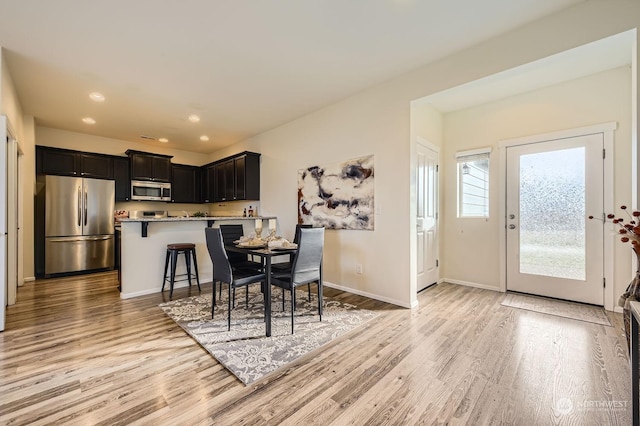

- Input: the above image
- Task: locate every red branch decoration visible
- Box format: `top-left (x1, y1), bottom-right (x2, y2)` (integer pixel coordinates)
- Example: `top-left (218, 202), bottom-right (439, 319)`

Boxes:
top-left (589, 205), bottom-right (640, 247)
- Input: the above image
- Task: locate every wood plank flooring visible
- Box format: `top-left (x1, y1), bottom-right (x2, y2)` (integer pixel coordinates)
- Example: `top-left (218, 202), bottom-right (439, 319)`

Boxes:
top-left (0, 272), bottom-right (633, 425)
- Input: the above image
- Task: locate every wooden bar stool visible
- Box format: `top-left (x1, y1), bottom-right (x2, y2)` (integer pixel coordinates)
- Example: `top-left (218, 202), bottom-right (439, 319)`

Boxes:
top-left (162, 243), bottom-right (201, 298)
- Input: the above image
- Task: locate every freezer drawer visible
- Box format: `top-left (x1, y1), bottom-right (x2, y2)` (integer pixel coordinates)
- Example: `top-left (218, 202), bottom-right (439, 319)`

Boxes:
top-left (45, 235), bottom-right (114, 275)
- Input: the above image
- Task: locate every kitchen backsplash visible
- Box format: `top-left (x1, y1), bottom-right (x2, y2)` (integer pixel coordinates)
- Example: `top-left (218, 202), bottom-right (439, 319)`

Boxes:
top-left (114, 200), bottom-right (262, 217)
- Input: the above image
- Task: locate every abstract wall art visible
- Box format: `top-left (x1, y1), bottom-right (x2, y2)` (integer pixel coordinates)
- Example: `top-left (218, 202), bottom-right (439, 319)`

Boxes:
top-left (298, 155), bottom-right (374, 230)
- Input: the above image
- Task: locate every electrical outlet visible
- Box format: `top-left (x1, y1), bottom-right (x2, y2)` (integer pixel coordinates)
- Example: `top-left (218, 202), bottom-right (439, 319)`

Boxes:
top-left (356, 264), bottom-right (363, 275)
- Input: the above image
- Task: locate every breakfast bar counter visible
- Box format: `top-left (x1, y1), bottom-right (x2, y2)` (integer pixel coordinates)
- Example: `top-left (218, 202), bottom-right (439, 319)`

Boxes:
top-left (119, 216), bottom-right (275, 299)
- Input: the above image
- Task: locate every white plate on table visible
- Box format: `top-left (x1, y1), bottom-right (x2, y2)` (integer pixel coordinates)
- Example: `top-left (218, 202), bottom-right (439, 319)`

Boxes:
top-left (236, 242), bottom-right (266, 248)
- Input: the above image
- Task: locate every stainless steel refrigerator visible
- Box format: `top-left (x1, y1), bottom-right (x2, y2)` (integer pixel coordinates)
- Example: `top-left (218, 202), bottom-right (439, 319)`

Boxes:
top-left (39, 175), bottom-right (114, 275)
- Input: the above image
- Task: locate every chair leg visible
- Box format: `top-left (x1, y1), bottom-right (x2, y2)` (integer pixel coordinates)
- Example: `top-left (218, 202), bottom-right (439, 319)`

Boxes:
top-left (290, 288), bottom-right (295, 334)
top-left (233, 287), bottom-right (237, 308)
top-left (246, 286), bottom-right (249, 306)
top-left (161, 250), bottom-right (170, 292)
top-left (184, 250), bottom-right (192, 287)
top-left (308, 283), bottom-right (311, 301)
top-left (318, 279), bottom-right (323, 322)
top-left (293, 289), bottom-right (297, 312)
top-left (228, 284), bottom-right (232, 331)
top-left (169, 249), bottom-right (178, 299)
top-left (211, 263), bottom-right (216, 317)
top-left (192, 248), bottom-right (201, 291)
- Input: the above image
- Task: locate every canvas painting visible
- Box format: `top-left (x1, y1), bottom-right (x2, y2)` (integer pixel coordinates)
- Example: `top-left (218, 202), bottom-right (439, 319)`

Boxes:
top-left (298, 155), bottom-right (374, 230)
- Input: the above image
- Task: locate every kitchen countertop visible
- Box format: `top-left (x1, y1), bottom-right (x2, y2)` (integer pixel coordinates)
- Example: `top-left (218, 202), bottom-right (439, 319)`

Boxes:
top-left (119, 215), bottom-right (276, 222)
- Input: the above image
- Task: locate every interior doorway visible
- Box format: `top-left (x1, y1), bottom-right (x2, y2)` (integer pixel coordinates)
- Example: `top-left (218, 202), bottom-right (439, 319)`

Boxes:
top-left (416, 138), bottom-right (439, 292)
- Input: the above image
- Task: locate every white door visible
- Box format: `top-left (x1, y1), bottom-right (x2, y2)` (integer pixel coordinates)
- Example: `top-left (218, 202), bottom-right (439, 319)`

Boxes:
top-left (416, 141), bottom-right (439, 291)
top-left (506, 134), bottom-right (604, 305)
top-left (0, 116), bottom-right (7, 331)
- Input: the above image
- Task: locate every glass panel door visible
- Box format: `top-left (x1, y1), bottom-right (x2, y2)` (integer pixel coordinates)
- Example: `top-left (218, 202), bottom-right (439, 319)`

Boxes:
top-left (519, 147), bottom-right (585, 280)
top-left (506, 134), bottom-right (604, 305)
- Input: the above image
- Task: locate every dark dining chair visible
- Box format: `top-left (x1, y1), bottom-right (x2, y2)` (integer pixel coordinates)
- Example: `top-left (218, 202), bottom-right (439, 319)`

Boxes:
top-left (219, 224), bottom-right (263, 306)
top-left (271, 224), bottom-right (313, 300)
top-left (205, 227), bottom-right (266, 331)
top-left (271, 227), bottom-right (324, 334)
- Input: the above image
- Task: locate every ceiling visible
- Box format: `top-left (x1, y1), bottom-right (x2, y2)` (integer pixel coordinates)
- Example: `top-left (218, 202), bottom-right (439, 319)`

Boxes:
top-left (421, 30), bottom-right (635, 112)
top-left (0, 0), bottom-right (584, 154)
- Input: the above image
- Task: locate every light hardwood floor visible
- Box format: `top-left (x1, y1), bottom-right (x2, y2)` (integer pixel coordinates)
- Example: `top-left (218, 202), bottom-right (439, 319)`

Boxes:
top-left (0, 272), bottom-right (633, 425)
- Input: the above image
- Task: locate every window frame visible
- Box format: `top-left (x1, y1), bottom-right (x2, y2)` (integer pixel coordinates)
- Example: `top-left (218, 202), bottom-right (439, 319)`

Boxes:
top-left (456, 147), bottom-right (491, 218)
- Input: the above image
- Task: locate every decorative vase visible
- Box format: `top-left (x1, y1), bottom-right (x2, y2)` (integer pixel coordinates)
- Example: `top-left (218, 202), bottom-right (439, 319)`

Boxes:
top-left (620, 246), bottom-right (640, 352)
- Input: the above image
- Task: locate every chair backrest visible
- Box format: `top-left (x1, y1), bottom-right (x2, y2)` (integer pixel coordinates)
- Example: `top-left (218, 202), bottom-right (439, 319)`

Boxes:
top-left (219, 224), bottom-right (244, 243)
top-left (205, 227), bottom-right (233, 284)
top-left (219, 224), bottom-right (247, 264)
top-left (293, 224), bottom-right (313, 245)
top-left (291, 227), bottom-right (324, 285)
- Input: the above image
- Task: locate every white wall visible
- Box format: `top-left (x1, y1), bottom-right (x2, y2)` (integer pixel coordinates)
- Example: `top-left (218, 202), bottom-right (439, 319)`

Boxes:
top-left (1, 48), bottom-right (35, 282)
top-left (441, 67), bottom-right (632, 299)
top-left (201, 0), bottom-right (639, 308)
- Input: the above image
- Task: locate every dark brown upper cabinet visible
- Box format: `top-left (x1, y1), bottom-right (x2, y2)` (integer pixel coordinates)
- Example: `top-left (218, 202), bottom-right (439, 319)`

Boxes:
top-left (171, 164), bottom-right (201, 203)
top-left (201, 164), bottom-right (216, 203)
top-left (36, 146), bottom-right (113, 179)
top-left (206, 152), bottom-right (260, 203)
top-left (113, 156), bottom-right (131, 201)
top-left (126, 150), bottom-right (173, 182)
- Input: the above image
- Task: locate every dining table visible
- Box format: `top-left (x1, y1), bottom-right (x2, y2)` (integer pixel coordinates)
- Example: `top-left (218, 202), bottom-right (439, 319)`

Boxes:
top-left (225, 243), bottom-right (297, 337)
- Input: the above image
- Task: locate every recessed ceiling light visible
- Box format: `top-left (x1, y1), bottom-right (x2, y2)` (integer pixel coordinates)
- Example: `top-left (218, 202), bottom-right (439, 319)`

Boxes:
top-left (82, 117), bottom-right (96, 124)
top-left (188, 114), bottom-right (201, 123)
top-left (158, 138), bottom-right (169, 143)
top-left (89, 92), bottom-right (105, 102)
top-left (200, 135), bottom-right (209, 142)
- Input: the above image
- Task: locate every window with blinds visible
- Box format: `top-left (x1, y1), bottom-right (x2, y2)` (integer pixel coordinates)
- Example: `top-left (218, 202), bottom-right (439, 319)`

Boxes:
top-left (456, 148), bottom-right (491, 218)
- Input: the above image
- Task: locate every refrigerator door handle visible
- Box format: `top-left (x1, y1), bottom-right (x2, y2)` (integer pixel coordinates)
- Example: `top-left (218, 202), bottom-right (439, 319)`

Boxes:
top-left (84, 187), bottom-right (88, 226)
top-left (48, 236), bottom-right (112, 242)
top-left (77, 186), bottom-right (82, 227)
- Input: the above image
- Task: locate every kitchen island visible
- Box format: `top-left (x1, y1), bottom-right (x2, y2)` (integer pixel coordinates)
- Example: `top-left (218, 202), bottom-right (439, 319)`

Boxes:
top-left (119, 216), bottom-right (275, 299)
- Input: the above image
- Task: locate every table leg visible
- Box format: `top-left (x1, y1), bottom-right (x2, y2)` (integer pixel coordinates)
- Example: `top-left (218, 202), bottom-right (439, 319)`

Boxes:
top-left (265, 257), bottom-right (272, 337)
top-left (632, 312), bottom-right (639, 426)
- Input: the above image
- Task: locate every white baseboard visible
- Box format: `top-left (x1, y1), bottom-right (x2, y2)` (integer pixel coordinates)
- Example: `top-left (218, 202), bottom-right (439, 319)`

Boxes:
top-left (443, 278), bottom-right (502, 292)
top-left (120, 277), bottom-right (212, 300)
top-left (23, 276), bottom-right (36, 282)
top-left (614, 306), bottom-right (624, 314)
top-left (323, 281), bottom-right (413, 308)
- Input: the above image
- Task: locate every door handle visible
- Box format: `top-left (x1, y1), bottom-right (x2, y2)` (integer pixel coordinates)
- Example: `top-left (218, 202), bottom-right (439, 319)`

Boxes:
top-left (48, 236), bottom-right (112, 242)
top-left (509, 224), bottom-right (516, 230)
top-left (84, 188), bottom-right (88, 226)
top-left (77, 187), bottom-right (82, 227)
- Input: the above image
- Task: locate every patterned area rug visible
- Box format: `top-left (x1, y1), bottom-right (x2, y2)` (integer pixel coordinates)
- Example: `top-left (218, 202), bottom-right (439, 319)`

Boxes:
top-left (501, 293), bottom-right (611, 326)
top-left (159, 288), bottom-right (378, 385)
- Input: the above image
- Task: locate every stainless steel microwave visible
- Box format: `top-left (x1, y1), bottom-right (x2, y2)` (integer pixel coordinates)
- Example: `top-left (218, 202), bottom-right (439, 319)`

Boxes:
top-left (130, 180), bottom-right (171, 201)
